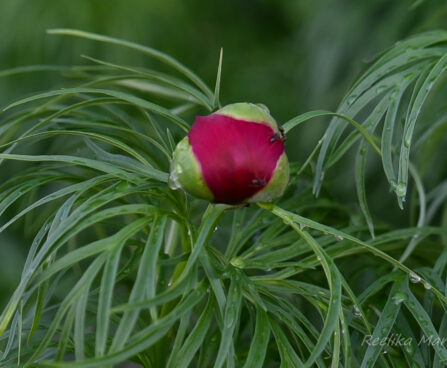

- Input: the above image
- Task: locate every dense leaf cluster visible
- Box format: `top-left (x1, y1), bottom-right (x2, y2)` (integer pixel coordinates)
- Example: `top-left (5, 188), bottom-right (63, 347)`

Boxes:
top-left (0, 29), bottom-right (446, 367)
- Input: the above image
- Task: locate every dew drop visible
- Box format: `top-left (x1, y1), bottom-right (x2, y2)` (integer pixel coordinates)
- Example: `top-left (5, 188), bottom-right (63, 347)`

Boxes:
top-left (423, 282), bottom-right (432, 290)
top-left (226, 318), bottom-right (235, 328)
top-left (393, 182), bottom-right (407, 197)
top-left (392, 292), bottom-right (408, 305)
top-left (352, 305), bottom-right (362, 318)
top-left (168, 168), bottom-right (181, 190)
top-left (335, 235), bottom-right (344, 241)
top-left (230, 257), bottom-right (246, 268)
top-left (409, 272), bottom-right (421, 283)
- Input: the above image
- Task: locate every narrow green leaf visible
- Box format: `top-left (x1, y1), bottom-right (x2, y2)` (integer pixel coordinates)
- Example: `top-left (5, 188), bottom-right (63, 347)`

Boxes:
top-left (330, 321), bottom-right (341, 368)
top-left (35, 218), bottom-right (151, 286)
top-left (40, 286), bottom-right (206, 367)
top-left (282, 110), bottom-right (381, 155)
top-left (47, 28), bottom-right (213, 99)
top-left (0, 130), bottom-right (153, 168)
top-left (74, 293), bottom-right (89, 360)
top-left (168, 298), bottom-right (215, 368)
top-left (82, 55), bottom-right (212, 109)
top-left (355, 140), bottom-right (375, 237)
top-left (0, 153), bottom-right (167, 182)
top-left (212, 48), bottom-right (223, 109)
top-left (24, 255), bottom-right (107, 367)
top-left (27, 279), bottom-right (49, 343)
top-left (398, 53), bottom-right (447, 200)
top-left (214, 272), bottom-right (243, 368)
top-left (257, 204), bottom-right (447, 307)
top-left (3, 87), bottom-right (190, 132)
top-left (263, 205), bottom-right (342, 368)
top-left (199, 248), bottom-right (227, 316)
top-left (360, 277), bottom-right (406, 367)
top-left (398, 164), bottom-right (426, 262)
top-left (0, 175), bottom-right (112, 233)
top-left (109, 216), bottom-right (167, 352)
top-left (270, 317), bottom-right (304, 367)
top-left (56, 306), bottom-right (75, 361)
top-left (242, 308), bottom-right (270, 368)
top-left (95, 240), bottom-right (126, 356)
top-left (313, 61), bottom-right (427, 196)
top-left (404, 285), bottom-right (447, 362)
top-left (381, 83), bottom-right (412, 189)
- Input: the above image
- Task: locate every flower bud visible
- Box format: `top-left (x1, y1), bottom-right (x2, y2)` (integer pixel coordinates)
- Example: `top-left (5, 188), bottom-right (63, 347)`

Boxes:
top-left (170, 102), bottom-right (289, 204)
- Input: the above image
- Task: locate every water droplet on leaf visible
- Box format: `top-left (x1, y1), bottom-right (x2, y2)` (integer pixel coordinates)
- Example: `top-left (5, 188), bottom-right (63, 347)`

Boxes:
top-left (352, 305), bottom-right (362, 318)
top-left (409, 272), bottom-right (421, 283)
top-left (230, 257), bottom-right (246, 268)
top-left (392, 292), bottom-right (408, 304)
top-left (393, 182), bottom-right (406, 197)
top-left (168, 169), bottom-right (181, 190)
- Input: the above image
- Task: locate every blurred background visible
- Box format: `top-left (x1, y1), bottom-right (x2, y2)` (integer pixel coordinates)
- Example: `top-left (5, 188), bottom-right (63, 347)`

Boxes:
top-left (0, 0), bottom-right (446, 307)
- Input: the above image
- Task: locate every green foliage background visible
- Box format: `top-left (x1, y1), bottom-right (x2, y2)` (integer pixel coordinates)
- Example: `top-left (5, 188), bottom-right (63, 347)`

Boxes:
top-left (1, 0), bottom-right (447, 366)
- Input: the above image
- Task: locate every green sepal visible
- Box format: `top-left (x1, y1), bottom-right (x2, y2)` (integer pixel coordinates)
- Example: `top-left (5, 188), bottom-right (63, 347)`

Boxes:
top-left (249, 152), bottom-right (289, 203)
top-left (170, 137), bottom-right (214, 201)
top-left (216, 102), bottom-right (280, 132)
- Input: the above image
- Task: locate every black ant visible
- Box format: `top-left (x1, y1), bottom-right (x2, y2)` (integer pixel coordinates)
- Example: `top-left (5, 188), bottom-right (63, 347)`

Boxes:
top-left (252, 178), bottom-right (267, 186)
top-left (269, 126), bottom-right (286, 143)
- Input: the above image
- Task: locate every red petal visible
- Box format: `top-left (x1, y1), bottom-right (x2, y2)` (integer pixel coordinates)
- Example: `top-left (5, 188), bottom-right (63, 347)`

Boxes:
top-left (188, 114), bottom-right (284, 204)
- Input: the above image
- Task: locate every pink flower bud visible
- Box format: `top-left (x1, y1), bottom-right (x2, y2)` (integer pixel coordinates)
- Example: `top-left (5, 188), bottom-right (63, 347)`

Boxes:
top-left (170, 103), bottom-right (289, 204)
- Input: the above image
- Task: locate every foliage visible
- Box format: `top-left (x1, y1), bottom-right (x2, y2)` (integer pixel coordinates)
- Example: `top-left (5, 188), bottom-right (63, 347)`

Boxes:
top-left (0, 26), bottom-right (446, 367)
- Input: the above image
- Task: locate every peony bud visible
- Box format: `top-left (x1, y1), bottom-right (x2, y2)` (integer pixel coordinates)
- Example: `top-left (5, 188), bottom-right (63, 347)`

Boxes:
top-left (170, 103), bottom-right (289, 204)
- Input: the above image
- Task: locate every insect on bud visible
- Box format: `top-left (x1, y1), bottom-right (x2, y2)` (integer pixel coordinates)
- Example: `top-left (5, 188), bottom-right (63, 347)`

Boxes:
top-left (170, 102), bottom-right (289, 204)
